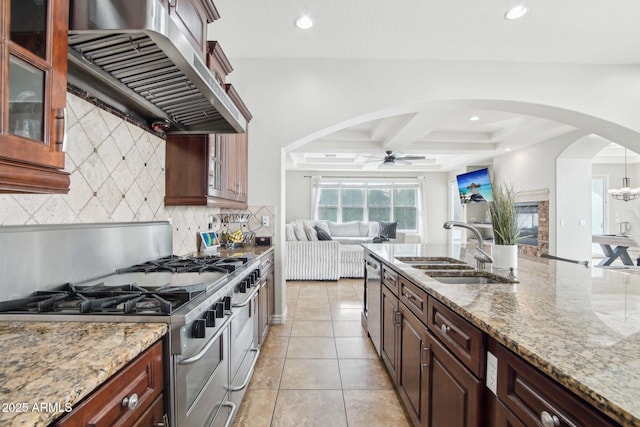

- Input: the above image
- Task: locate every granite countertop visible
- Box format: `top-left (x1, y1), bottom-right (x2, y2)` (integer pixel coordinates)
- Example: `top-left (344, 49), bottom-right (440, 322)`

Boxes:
top-left (363, 243), bottom-right (640, 427)
top-left (0, 321), bottom-right (167, 427)
top-left (215, 244), bottom-right (273, 259)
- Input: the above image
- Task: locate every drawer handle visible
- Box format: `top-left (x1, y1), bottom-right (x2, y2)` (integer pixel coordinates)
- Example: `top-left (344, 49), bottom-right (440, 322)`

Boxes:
top-left (440, 323), bottom-right (451, 334)
top-left (540, 411), bottom-right (560, 427)
top-left (122, 393), bottom-right (139, 410)
top-left (404, 292), bottom-right (415, 301)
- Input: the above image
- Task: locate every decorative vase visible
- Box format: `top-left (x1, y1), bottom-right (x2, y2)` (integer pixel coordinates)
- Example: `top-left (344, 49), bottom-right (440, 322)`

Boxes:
top-left (492, 244), bottom-right (518, 270)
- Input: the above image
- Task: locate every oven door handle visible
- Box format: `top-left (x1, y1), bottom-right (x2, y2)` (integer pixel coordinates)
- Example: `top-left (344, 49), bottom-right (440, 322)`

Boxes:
top-left (228, 347), bottom-right (260, 391)
top-left (231, 286), bottom-right (259, 308)
top-left (178, 316), bottom-right (234, 365)
top-left (218, 401), bottom-right (238, 427)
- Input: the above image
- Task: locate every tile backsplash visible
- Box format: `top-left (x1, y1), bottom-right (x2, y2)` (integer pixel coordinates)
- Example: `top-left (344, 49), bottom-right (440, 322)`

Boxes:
top-left (0, 93), bottom-right (274, 255)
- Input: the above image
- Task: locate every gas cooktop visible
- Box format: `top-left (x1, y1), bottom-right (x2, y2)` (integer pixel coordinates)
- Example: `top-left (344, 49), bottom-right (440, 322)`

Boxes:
top-left (0, 254), bottom-right (255, 317)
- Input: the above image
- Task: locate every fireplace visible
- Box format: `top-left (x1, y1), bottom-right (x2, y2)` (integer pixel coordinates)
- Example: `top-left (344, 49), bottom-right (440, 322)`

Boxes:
top-left (516, 202), bottom-right (539, 246)
top-left (516, 198), bottom-right (549, 257)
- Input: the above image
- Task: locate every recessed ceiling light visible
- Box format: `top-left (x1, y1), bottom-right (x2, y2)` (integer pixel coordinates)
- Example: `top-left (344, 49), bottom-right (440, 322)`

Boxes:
top-left (504, 5), bottom-right (528, 20)
top-left (504, 147), bottom-right (512, 151)
top-left (295, 15), bottom-right (314, 29)
top-left (469, 115), bottom-right (480, 121)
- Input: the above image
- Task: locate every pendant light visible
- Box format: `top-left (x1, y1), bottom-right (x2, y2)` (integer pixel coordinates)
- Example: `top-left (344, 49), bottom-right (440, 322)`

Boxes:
top-left (608, 148), bottom-right (640, 201)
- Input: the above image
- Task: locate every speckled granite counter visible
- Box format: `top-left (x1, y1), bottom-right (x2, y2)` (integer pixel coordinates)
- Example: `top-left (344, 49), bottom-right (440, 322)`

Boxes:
top-left (0, 321), bottom-right (167, 426)
top-left (213, 245), bottom-right (273, 260)
top-left (363, 243), bottom-right (640, 427)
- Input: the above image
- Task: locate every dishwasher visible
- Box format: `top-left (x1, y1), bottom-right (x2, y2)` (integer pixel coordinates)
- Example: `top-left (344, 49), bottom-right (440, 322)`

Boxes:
top-left (364, 253), bottom-right (382, 356)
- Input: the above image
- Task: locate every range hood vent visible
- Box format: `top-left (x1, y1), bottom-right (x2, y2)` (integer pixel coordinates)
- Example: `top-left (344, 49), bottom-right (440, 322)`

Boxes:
top-left (68, 0), bottom-right (247, 134)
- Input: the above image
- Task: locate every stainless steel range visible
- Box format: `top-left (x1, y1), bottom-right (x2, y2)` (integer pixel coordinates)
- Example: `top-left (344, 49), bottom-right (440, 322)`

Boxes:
top-left (0, 222), bottom-right (260, 427)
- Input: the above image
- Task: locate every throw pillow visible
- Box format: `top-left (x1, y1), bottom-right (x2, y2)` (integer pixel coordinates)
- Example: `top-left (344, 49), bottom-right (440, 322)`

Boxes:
top-left (378, 221), bottom-right (398, 239)
top-left (315, 225), bottom-right (332, 241)
top-left (285, 224), bottom-right (297, 241)
top-left (293, 223), bottom-right (308, 241)
top-left (372, 235), bottom-right (389, 243)
top-left (314, 221), bottom-right (330, 236)
top-left (305, 225), bottom-right (319, 241)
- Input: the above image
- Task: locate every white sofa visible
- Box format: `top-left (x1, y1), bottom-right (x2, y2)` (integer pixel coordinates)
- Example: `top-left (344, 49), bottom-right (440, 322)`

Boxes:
top-left (285, 220), bottom-right (404, 280)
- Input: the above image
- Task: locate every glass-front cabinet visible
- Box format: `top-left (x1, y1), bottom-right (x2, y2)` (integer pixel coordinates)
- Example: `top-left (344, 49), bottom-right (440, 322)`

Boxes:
top-left (0, 0), bottom-right (70, 193)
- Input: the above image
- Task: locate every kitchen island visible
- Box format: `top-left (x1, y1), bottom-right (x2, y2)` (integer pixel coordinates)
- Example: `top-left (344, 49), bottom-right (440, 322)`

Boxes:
top-left (363, 243), bottom-right (640, 426)
top-left (0, 321), bottom-right (167, 426)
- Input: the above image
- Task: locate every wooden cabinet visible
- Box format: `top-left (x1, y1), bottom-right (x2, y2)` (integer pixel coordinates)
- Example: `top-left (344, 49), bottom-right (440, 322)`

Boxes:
top-left (165, 132), bottom-right (248, 208)
top-left (166, 0), bottom-right (220, 57)
top-left (427, 297), bottom-right (485, 378)
top-left (382, 265), bottom-right (399, 295)
top-left (496, 342), bottom-right (619, 427)
top-left (495, 401), bottom-right (527, 427)
top-left (381, 283), bottom-right (400, 383)
top-left (0, 0), bottom-right (70, 193)
top-left (398, 303), bottom-right (429, 427)
top-left (165, 85), bottom-right (251, 208)
top-left (427, 328), bottom-right (482, 427)
top-left (258, 249), bottom-right (274, 345)
top-left (397, 289), bottom-right (482, 427)
top-left (55, 340), bottom-right (165, 427)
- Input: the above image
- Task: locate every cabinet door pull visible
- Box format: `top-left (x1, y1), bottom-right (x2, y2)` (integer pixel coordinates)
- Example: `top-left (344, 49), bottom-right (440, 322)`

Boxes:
top-left (440, 323), bottom-right (451, 334)
top-left (393, 308), bottom-right (402, 327)
top-left (540, 411), bottom-right (560, 427)
top-left (122, 393), bottom-right (139, 410)
top-left (154, 414), bottom-right (170, 427)
top-left (421, 346), bottom-right (430, 370)
top-left (55, 108), bottom-right (67, 152)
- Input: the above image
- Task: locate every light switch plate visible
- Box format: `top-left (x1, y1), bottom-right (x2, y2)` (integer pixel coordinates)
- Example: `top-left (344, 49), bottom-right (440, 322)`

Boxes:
top-left (262, 216), bottom-right (270, 227)
top-left (486, 351), bottom-right (498, 395)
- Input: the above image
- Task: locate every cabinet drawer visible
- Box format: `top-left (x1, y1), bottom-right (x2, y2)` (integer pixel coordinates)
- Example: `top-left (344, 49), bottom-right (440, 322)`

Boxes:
top-left (399, 277), bottom-right (428, 323)
top-left (427, 298), bottom-right (484, 378)
top-left (260, 252), bottom-right (274, 274)
top-left (56, 340), bottom-right (164, 427)
top-left (382, 266), bottom-right (399, 296)
top-left (131, 394), bottom-right (166, 427)
top-left (497, 344), bottom-right (619, 427)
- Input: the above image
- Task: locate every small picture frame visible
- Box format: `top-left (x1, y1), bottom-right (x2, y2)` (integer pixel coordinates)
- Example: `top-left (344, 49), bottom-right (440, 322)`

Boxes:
top-left (200, 231), bottom-right (220, 251)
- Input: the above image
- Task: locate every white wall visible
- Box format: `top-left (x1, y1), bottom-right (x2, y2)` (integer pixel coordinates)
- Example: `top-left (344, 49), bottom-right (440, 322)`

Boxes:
top-left (285, 171), bottom-right (313, 222)
top-left (556, 159), bottom-right (593, 261)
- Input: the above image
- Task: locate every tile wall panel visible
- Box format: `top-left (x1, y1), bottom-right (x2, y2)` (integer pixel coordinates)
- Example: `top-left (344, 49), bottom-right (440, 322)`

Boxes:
top-left (0, 93), bottom-right (274, 256)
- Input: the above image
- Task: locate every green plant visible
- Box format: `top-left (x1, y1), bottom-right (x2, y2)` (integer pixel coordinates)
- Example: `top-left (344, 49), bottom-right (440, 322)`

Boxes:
top-left (489, 182), bottom-right (521, 245)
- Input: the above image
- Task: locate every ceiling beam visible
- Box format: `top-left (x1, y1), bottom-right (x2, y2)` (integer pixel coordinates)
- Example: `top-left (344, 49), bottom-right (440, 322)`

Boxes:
top-left (381, 111), bottom-right (448, 151)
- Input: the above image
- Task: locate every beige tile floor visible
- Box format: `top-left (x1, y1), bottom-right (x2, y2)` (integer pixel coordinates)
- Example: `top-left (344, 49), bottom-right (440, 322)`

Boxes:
top-left (233, 279), bottom-right (411, 427)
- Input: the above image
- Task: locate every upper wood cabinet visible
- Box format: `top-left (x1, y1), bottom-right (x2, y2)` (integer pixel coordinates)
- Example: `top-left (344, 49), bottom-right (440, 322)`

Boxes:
top-left (0, 0), bottom-right (70, 193)
top-left (166, 0), bottom-right (220, 58)
top-left (165, 84), bottom-right (251, 208)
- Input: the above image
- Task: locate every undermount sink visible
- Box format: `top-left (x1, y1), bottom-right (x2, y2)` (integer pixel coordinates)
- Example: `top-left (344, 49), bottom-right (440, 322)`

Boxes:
top-left (426, 270), bottom-right (517, 285)
top-left (395, 256), bottom-right (467, 265)
top-left (412, 264), bottom-right (475, 271)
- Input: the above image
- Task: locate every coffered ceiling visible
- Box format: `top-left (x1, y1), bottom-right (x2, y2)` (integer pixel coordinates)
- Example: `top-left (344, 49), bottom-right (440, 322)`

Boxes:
top-left (209, 0), bottom-right (640, 172)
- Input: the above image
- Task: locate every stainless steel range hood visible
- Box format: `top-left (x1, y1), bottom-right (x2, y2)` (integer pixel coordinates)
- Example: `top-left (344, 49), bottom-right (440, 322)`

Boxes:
top-left (68, 0), bottom-right (247, 134)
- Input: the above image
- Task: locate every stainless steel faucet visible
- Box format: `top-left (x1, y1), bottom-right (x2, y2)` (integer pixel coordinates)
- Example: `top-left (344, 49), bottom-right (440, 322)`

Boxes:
top-left (443, 221), bottom-right (494, 271)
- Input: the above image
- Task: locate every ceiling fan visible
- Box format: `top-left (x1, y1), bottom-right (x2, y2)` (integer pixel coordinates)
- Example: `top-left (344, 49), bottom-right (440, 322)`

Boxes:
top-left (363, 150), bottom-right (426, 166)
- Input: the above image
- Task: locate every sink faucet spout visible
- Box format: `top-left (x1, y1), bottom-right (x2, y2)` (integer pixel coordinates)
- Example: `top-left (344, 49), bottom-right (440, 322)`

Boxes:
top-left (443, 221), bottom-right (494, 271)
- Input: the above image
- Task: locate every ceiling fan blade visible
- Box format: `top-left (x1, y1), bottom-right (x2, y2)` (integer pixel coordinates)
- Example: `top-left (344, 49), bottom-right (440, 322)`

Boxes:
top-left (361, 155), bottom-right (384, 159)
top-left (396, 155), bottom-right (425, 161)
top-left (394, 159), bottom-right (411, 165)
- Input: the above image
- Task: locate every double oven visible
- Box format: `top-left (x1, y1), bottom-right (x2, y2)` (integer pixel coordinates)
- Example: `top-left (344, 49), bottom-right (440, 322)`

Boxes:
top-left (0, 222), bottom-right (262, 427)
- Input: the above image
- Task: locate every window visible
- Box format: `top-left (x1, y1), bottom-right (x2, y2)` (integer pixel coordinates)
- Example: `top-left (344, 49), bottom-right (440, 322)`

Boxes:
top-left (314, 180), bottom-right (421, 232)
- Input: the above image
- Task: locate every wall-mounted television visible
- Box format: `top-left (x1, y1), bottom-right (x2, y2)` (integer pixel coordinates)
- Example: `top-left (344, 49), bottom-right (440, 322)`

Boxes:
top-left (456, 168), bottom-right (493, 204)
